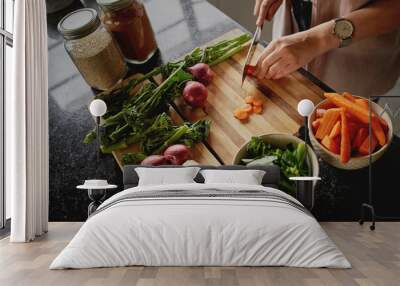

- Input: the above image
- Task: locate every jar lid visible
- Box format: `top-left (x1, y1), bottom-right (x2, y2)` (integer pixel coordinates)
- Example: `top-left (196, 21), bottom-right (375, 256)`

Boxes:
top-left (57, 8), bottom-right (101, 40)
top-left (97, 0), bottom-right (133, 11)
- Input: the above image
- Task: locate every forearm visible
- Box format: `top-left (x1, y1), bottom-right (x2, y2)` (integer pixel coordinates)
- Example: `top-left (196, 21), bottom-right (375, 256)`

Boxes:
top-left (307, 0), bottom-right (400, 53)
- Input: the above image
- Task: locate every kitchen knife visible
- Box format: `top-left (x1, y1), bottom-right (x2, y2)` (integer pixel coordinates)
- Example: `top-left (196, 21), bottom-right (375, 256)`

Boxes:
top-left (241, 26), bottom-right (262, 86)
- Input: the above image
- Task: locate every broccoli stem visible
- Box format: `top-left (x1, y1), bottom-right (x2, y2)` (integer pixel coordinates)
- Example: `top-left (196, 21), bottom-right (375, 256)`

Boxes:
top-left (100, 140), bottom-right (128, 154)
top-left (153, 125), bottom-right (190, 154)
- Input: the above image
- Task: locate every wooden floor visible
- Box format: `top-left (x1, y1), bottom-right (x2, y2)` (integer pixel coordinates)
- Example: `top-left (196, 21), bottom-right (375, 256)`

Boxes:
top-left (0, 222), bottom-right (399, 286)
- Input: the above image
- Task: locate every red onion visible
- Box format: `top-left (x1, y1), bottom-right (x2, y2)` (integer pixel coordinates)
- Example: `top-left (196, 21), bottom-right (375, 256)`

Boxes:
top-left (183, 81), bottom-right (208, 109)
top-left (141, 155), bottom-right (168, 166)
top-left (164, 144), bottom-right (191, 165)
top-left (187, 63), bottom-right (214, 86)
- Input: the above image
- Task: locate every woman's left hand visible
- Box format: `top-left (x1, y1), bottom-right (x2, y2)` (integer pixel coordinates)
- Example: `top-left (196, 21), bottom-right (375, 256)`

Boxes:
top-left (254, 23), bottom-right (339, 80)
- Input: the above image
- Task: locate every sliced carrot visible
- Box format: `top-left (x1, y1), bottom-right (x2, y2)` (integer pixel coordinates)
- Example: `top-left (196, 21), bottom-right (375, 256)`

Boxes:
top-left (329, 120), bottom-right (341, 139)
top-left (340, 109), bottom-right (351, 164)
top-left (358, 134), bottom-right (378, 156)
top-left (252, 98), bottom-right (263, 107)
top-left (322, 136), bottom-right (341, 155)
top-left (245, 96), bottom-right (255, 104)
top-left (343, 92), bottom-right (356, 102)
top-left (324, 93), bottom-right (386, 146)
top-left (355, 98), bottom-right (369, 110)
top-left (234, 108), bottom-right (249, 120)
top-left (352, 127), bottom-right (368, 150)
top-left (353, 98), bottom-right (389, 131)
top-left (242, 104), bottom-right (253, 113)
top-left (252, 105), bottom-right (263, 114)
top-left (316, 109), bottom-right (327, 118)
top-left (315, 108), bottom-right (342, 140)
top-left (348, 122), bottom-right (361, 141)
top-left (325, 93), bottom-right (370, 124)
top-left (371, 120), bottom-right (386, 146)
top-left (312, 118), bottom-right (322, 132)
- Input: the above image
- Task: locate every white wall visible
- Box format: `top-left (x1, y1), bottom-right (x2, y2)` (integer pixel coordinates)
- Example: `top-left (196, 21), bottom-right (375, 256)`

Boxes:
top-left (207, 0), bottom-right (273, 42)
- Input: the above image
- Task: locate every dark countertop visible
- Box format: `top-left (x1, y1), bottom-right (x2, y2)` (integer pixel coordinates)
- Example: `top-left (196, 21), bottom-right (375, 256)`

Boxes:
top-left (47, 0), bottom-right (400, 222)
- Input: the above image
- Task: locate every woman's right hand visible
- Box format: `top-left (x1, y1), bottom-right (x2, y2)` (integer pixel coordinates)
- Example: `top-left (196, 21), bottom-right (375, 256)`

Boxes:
top-left (254, 0), bottom-right (283, 26)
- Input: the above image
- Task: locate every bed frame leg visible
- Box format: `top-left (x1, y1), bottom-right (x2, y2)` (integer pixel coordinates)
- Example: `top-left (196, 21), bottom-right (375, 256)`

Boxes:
top-left (359, 203), bottom-right (375, 231)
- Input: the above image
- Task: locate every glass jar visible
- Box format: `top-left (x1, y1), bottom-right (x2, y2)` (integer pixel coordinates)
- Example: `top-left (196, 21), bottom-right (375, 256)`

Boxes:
top-left (58, 8), bottom-right (127, 91)
top-left (97, 0), bottom-right (158, 64)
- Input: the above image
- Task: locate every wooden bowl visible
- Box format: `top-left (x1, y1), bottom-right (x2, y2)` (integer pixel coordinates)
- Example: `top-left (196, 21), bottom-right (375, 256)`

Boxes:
top-left (233, 133), bottom-right (320, 189)
top-left (308, 97), bottom-right (393, 170)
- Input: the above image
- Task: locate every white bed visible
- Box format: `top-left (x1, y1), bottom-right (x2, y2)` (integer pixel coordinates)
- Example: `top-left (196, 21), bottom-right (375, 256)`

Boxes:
top-left (50, 182), bottom-right (350, 269)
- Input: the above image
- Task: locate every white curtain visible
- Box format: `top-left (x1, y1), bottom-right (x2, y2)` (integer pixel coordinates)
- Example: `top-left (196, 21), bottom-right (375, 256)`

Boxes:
top-left (7, 0), bottom-right (49, 242)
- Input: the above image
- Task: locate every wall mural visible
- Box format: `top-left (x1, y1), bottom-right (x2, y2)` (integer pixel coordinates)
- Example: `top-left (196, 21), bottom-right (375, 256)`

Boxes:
top-left (47, 0), bottom-right (400, 222)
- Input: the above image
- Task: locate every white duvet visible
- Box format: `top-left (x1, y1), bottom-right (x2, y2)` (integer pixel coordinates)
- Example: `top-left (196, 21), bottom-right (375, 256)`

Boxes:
top-left (50, 183), bottom-right (350, 269)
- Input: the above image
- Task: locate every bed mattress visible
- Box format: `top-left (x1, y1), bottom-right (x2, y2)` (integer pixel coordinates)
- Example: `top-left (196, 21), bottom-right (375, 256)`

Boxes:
top-left (50, 183), bottom-right (350, 269)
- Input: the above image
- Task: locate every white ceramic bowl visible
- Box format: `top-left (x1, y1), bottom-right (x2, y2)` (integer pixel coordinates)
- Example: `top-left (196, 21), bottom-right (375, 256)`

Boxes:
top-left (308, 97), bottom-right (393, 170)
top-left (233, 133), bottom-right (320, 189)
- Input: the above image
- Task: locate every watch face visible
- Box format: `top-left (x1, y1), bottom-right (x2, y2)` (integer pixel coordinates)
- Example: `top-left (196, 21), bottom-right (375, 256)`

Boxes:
top-left (334, 19), bottom-right (354, 39)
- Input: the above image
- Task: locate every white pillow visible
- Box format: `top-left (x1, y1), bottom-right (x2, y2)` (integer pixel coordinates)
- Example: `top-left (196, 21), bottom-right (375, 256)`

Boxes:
top-left (200, 169), bottom-right (266, 185)
top-left (135, 167), bottom-right (201, 186)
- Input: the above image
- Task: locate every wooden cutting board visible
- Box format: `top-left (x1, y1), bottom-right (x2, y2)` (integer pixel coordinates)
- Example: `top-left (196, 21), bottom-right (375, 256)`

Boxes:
top-left (100, 29), bottom-right (325, 168)
top-left (171, 29), bottom-right (325, 164)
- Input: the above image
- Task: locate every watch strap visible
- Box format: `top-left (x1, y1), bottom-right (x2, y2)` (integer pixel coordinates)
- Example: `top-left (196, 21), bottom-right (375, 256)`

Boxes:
top-left (340, 37), bottom-right (352, 48)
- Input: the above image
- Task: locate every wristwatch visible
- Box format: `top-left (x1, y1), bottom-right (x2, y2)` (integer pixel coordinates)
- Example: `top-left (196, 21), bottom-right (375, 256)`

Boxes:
top-left (332, 18), bottom-right (354, 48)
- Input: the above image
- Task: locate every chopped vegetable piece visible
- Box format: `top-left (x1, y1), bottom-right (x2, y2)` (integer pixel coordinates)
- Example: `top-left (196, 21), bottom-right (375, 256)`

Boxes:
top-left (355, 98), bottom-right (369, 110)
top-left (324, 93), bottom-right (370, 123)
top-left (312, 118), bottom-right (321, 132)
top-left (371, 120), bottom-right (386, 146)
top-left (358, 134), bottom-right (377, 156)
top-left (234, 108), bottom-right (249, 120)
top-left (321, 136), bottom-right (340, 154)
top-left (353, 98), bottom-right (389, 131)
top-left (245, 96), bottom-right (255, 104)
top-left (324, 93), bottom-right (386, 146)
top-left (252, 105), bottom-right (263, 114)
top-left (253, 98), bottom-right (263, 107)
top-left (348, 121), bottom-right (360, 141)
top-left (243, 104), bottom-right (253, 113)
top-left (343, 92), bottom-right (356, 102)
top-left (316, 109), bottom-right (327, 118)
top-left (329, 120), bottom-right (341, 139)
top-left (352, 127), bottom-right (369, 150)
top-left (315, 108), bottom-right (341, 140)
top-left (340, 109), bottom-right (351, 163)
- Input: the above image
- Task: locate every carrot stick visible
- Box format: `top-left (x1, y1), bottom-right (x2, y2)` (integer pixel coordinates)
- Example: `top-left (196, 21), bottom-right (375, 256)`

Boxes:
top-left (324, 93), bottom-right (386, 146)
top-left (358, 134), bottom-right (377, 156)
top-left (340, 109), bottom-right (351, 163)
top-left (322, 136), bottom-right (340, 155)
top-left (343, 92), bottom-right (356, 102)
top-left (355, 98), bottom-right (369, 110)
top-left (354, 98), bottom-right (388, 130)
top-left (312, 118), bottom-right (321, 132)
top-left (316, 109), bottom-right (327, 118)
top-left (329, 120), bottom-right (341, 139)
top-left (315, 108), bottom-right (341, 140)
top-left (352, 127), bottom-right (368, 150)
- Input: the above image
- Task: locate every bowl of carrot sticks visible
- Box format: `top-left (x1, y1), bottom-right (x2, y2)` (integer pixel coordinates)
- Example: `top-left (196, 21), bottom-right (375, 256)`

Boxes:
top-left (309, 92), bottom-right (393, 170)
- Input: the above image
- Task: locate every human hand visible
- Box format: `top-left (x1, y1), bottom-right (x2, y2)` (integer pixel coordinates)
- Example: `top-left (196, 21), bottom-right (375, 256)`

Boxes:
top-left (254, 0), bottom-right (283, 27)
top-left (254, 23), bottom-right (339, 80)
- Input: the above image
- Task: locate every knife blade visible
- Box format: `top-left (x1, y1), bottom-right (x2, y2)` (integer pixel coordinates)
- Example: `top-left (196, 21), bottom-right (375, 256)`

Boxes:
top-left (241, 26), bottom-right (262, 86)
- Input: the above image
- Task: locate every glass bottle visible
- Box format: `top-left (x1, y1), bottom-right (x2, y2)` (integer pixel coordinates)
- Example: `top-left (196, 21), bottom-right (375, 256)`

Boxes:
top-left (58, 8), bottom-right (127, 90)
top-left (97, 0), bottom-right (158, 64)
